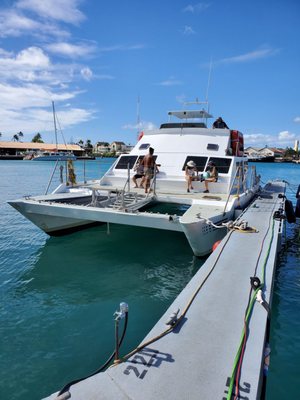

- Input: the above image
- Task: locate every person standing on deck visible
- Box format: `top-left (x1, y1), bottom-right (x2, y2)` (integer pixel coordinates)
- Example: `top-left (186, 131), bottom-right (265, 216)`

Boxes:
top-left (212, 117), bottom-right (229, 129)
top-left (141, 147), bottom-right (156, 193)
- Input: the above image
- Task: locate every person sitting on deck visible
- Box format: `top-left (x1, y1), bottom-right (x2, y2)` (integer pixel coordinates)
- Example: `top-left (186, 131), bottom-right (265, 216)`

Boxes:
top-left (212, 117), bottom-right (229, 129)
top-left (185, 160), bottom-right (199, 193)
top-left (132, 160), bottom-right (145, 188)
top-left (203, 161), bottom-right (218, 193)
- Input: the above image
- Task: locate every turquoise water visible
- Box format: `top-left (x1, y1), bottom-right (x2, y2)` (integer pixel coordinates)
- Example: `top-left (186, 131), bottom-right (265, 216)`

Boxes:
top-left (0, 160), bottom-right (299, 399)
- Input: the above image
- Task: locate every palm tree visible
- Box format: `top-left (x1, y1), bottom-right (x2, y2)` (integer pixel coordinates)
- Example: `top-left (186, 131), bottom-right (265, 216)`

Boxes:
top-left (85, 139), bottom-right (93, 149)
top-left (32, 133), bottom-right (43, 143)
top-left (12, 134), bottom-right (19, 142)
top-left (17, 131), bottom-right (24, 142)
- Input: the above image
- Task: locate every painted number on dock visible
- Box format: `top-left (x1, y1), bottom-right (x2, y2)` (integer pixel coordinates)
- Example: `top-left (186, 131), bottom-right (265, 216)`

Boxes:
top-left (123, 348), bottom-right (174, 380)
top-left (222, 377), bottom-right (251, 399)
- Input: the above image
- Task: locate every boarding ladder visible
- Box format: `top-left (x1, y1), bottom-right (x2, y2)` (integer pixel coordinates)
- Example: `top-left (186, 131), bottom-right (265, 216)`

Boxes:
top-left (108, 191), bottom-right (153, 212)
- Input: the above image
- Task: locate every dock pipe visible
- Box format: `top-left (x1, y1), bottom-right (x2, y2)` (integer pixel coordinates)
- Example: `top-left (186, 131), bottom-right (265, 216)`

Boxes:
top-left (57, 302), bottom-right (129, 398)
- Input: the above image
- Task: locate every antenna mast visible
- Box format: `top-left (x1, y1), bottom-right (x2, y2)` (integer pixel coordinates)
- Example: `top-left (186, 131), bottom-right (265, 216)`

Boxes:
top-left (205, 58), bottom-right (213, 109)
top-left (52, 101), bottom-right (58, 151)
top-left (136, 95), bottom-right (141, 140)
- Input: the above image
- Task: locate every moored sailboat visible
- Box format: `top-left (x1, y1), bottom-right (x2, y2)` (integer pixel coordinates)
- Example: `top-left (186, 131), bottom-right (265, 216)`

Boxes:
top-left (32, 102), bottom-right (76, 161)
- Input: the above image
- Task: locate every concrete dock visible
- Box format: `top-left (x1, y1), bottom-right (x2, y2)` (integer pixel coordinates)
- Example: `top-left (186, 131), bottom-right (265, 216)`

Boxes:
top-left (45, 181), bottom-right (286, 400)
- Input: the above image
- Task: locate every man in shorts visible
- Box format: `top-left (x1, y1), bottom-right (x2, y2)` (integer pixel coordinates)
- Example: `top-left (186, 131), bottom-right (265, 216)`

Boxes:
top-left (141, 147), bottom-right (155, 193)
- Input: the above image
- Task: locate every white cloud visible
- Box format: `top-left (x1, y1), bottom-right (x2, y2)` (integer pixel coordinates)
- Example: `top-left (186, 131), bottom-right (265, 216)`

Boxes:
top-left (16, 46), bottom-right (50, 67)
top-left (158, 77), bottom-right (182, 86)
top-left (122, 121), bottom-right (158, 131)
top-left (278, 130), bottom-right (295, 140)
top-left (0, 46), bottom-right (99, 86)
top-left (16, 0), bottom-right (85, 24)
top-left (183, 3), bottom-right (211, 13)
top-left (46, 42), bottom-right (97, 58)
top-left (0, 82), bottom-right (78, 110)
top-left (80, 67), bottom-right (93, 81)
top-left (0, 46), bottom-right (71, 84)
top-left (0, 10), bottom-right (41, 37)
top-left (0, 9), bottom-right (70, 38)
top-left (182, 26), bottom-right (196, 35)
top-left (0, 85), bottom-right (94, 135)
top-left (98, 44), bottom-right (145, 53)
top-left (217, 47), bottom-right (280, 65)
top-left (0, 2), bottom-right (97, 136)
top-left (294, 117), bottom-right (300, 123)
top-left (245, 130), bottom-right (296, 147)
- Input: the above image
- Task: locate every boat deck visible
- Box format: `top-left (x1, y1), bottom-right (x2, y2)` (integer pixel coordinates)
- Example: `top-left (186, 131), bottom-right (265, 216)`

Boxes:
top-left (45, 181), bottom-right (286, 400)
top-left (79, 182), bottom-right (232, 202)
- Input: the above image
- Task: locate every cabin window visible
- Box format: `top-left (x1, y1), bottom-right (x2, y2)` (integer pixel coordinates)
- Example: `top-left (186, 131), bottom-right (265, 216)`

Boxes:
top-left (160, 122), bottom-right (207, 129)
top-left (134, 155), bottom-right (158, 167)
top-left (115, 155), bottom-right (138, 169)
top-left (207, 157), bottom-right (231, 174)
top-left (182, 156), bottom-right (208, 171)
top-left (207, 143), bottom-right (219, 151)
top-left (139, 143), bottom-right (150, 150)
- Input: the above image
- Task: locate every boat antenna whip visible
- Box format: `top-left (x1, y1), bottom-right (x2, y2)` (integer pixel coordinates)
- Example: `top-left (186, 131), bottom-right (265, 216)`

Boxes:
top-left (205, 57), bottom-right (213, 106)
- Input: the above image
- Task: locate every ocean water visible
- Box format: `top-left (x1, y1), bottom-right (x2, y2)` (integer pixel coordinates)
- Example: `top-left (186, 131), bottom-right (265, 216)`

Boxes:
top-left (0, 159), bottom-right (299, 400)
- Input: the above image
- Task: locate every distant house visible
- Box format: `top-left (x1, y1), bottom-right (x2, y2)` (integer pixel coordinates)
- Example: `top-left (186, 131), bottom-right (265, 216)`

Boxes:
top-left (244, 146), bottom-right (285, 160)
top-left (0, 141), bottom-right (84, 156)
top-left (122, 144), bottom-right (134, 153)
top-left (244, 147), bottom-right (261, 158)
top-left (94, 142), bottom-right (110, 154)
top-left (110, 141), bottom-right (126, 153)
top-left (258, 147), bottom-right (284, 158)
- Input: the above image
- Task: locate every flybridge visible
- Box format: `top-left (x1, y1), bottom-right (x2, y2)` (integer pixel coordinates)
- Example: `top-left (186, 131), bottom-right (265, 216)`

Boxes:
top-left (168, 110), bottom-right (213, 119)
top-left (161, 108), bottom-right (214, 129)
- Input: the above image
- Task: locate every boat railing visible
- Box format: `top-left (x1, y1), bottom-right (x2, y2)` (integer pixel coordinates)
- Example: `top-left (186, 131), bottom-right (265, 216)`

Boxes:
top-left (45, 160), bottom-right (60, 194)
top-left (43, 158), bottom-right (116, 194)
top-left (119, 163), bottom-right (131, 207)
top-left (224, 165), bottom-right (258, 212)
top-left (223, 166), bottom-right (241, 214)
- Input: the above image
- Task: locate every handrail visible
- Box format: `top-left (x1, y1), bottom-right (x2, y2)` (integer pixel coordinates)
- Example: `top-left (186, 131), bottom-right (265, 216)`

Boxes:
top-left (222, 165), bottom-right (240, 215)
top-left (45, 160), bottom-right (60, 195)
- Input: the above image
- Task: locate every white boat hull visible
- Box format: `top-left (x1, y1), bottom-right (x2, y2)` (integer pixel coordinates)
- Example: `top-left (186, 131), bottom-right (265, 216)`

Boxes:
top-left (9, 187), bottom-right (257, 256)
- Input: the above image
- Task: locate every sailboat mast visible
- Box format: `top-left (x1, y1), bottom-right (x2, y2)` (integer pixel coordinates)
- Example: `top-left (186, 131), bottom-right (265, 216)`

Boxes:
top-left (52, 101), bottom-right (58, 151)
top-left (136, 95), bottom-right (141, 141)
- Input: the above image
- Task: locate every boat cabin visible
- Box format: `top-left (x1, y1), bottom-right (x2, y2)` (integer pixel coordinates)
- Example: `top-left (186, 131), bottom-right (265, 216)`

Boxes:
top-left (100, 109), bottom-right (248, 195)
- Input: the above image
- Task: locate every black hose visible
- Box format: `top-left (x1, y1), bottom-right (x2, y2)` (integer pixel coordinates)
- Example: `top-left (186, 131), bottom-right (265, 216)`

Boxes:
top-left (57, 311), bottom-right (128, 397)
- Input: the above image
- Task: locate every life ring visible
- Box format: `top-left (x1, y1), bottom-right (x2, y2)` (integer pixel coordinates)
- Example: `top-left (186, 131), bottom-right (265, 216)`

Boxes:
top-left (230, 130), bottom-right (244, 156)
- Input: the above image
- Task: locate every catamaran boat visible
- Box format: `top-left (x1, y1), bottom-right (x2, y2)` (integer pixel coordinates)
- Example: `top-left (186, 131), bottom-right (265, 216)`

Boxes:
top-left (9, 107), bottom-right (260, 256)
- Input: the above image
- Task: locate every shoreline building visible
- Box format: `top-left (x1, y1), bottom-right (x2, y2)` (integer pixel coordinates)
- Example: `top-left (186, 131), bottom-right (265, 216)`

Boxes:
top-left (0, 141), bottom-right (84, 159)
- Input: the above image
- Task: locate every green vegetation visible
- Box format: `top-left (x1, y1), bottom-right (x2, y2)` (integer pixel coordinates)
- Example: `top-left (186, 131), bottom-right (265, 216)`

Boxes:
top-left (32, 133), bottom-right (44, 143)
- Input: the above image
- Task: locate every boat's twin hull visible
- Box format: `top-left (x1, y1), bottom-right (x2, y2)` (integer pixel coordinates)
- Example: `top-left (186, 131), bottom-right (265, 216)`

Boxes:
top-left (9, 192), bottom-right (254, 257)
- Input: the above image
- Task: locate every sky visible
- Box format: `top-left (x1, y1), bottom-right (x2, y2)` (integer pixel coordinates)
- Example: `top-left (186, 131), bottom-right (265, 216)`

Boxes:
top-left (0, 0), bottom-right (299, 148)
